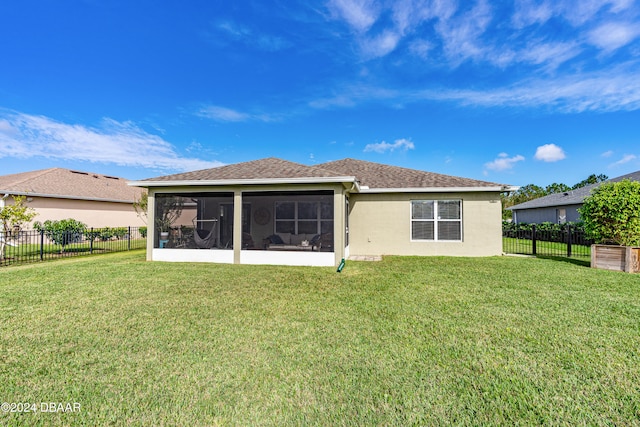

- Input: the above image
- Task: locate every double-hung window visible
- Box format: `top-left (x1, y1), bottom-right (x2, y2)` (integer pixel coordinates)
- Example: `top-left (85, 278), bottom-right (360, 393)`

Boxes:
top-left (411, 200), bottom-right (462, 241)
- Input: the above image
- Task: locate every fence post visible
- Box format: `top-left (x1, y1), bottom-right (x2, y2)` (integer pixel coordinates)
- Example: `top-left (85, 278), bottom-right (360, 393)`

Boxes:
top-left (532, 224), bottom-right (537, 256)
top-left (566, 224), bottom-right (572, 257)
top-left (40, 230), bottom-right (44, 261)
top-left (90, 228), bottom-right (94, 254)
top-left (128, 226), bottom-right (131, 251)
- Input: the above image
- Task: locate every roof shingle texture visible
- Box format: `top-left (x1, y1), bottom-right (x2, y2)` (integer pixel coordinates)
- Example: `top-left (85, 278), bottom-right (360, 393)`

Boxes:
top-left (143, 157), bottom-right (505, 189)
top-left (143, 158), bottom-right (344, 182)
top-left (319, 158), bottom-right (503, 188)
top-left (0, 168), bottom-right (144, 202)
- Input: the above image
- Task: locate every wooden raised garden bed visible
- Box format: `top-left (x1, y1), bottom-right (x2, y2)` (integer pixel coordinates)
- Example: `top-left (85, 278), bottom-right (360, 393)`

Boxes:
top-left (591, 244), bottom-right (640, 273)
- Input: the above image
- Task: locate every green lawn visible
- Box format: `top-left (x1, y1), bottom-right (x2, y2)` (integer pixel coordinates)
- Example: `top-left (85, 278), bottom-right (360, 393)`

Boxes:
top-left (503, 237), bottom-right (591, 261)
top-left (1, 251), bottom-right (639, 426)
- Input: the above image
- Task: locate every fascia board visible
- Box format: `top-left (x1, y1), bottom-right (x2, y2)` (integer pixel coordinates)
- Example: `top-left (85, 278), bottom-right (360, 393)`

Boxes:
top-left (358, 186), bottom-right (515, 193)
top-left (128, 176), bottom-right (358, 188)
top-left (0, 191), bottom-right (134, 203)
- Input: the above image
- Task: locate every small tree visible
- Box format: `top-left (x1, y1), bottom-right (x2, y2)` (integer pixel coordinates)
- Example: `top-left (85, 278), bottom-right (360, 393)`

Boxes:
top-left (134, 192), bottom-right (183, 232)
top-left (154, 195), bottom-right (184, 232)
top-left (579, 179), bottom-right (640, 246)
top-left (0, 195), bottom-right (37, 259)
top-left (133, 192), bottom-right (148, 224)
top-left (34, 219), bottom-right (87, 253)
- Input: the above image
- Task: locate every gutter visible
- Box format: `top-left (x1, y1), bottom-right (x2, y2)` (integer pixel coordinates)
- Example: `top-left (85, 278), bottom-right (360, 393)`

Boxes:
top-left (0, 191), bottom-right (135, 204)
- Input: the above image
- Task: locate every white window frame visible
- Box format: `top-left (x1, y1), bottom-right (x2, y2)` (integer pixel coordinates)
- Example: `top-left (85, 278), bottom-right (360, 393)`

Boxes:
top-left (410, 199), bottom-right (463, 242)
top-left (274, 201), bottom-right (333, 235)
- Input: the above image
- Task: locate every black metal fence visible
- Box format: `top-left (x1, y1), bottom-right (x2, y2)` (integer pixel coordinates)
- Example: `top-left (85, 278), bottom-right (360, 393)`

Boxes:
top-left (503, 223), bottom-right (593, 259)
top-left (0, 226), bottom-right (147, 267)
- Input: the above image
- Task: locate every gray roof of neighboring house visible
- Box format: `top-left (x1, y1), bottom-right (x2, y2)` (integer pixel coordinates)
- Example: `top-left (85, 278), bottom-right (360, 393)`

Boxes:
top-left (509, 170), bottom-right (640, 211)
top-left (0, 168), bottom-right (144, 203)
top-left (137, 157), bottom-right (510, 191)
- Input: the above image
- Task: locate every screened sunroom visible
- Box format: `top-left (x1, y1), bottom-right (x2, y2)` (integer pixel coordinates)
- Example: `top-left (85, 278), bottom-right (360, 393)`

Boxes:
top-left (147, 186), bottom-right (349, 267)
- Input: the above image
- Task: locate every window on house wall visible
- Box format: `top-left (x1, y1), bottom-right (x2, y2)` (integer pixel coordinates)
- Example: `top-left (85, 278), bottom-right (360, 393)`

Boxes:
top-left (275, 201), bottom-right (333, 234)
top-left (411, 200), bottom-right (462, 241)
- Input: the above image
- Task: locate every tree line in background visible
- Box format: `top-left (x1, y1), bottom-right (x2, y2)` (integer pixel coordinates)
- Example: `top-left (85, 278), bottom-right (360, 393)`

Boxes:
top-left (502, 173), bottom-right (608, 220)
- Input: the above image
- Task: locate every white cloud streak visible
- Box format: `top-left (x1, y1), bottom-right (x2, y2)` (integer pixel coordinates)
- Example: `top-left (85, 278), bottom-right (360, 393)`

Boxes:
top-left (484, 153), bottom-right (525, 172)
top-left (0, 111), bottom-right (221, 172)
top-left (610, 153), bottom-right (637, 166)
top-left (418, 64), bottom-right (640, 112)
top-left (327, 0), bottom-right (380, 32)
top-left (535, 143), bottom-right (566, 162)
top-left (321, 0), bottom-right (640, 113)
top-left (196, 105), bottom-right (278, 123)
top-left (213, 20), bottom-right (291, 51)
top-left (588, 21), bottom-right (640, 52)
top-left (364, 138), bottom-right (415, 153)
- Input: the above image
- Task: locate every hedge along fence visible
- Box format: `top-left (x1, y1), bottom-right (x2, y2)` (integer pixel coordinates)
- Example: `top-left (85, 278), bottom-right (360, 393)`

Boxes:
top-left (502, 222), bottom-right (594, 259)
top-left (0, 226), bottom-right (147, 267)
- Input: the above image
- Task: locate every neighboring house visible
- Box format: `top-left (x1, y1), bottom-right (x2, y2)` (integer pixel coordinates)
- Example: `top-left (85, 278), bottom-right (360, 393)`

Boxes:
top-left (508, 170), bottom-right (640, 224)
top-left (0, 168), bottom-right (146, 228)
top-left (129, 157), bottom-right (514, 267)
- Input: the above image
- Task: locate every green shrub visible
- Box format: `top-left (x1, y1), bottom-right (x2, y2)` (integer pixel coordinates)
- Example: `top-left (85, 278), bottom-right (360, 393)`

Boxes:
top-left (579, 179), bottom-right (640, 246)
top-left (34, 219), bottom-right (87, 252)
top-left (111, 227), bottom-right (128, 240)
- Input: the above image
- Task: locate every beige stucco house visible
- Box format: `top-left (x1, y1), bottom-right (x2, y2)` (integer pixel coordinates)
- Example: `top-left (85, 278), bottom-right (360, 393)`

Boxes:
top-left (0, 168), bottom-right (145, 228)
top-left (130, 158), bottom-right (514, 267)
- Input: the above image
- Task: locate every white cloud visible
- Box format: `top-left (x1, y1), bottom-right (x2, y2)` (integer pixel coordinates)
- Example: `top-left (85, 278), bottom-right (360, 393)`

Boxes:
top-left (320, 0), bottom-right (640, 104)
top-left (327, 0), bottom-right (379, 32)
top-left (361, 30), bottom-right (402, 58)
top-left (436, 0), bottom-right (494, 65)
top-left (512, 0), bottom-right (554, 28)
top-left (363, 138), bottom-right (415, 153)
top-left (409, 39), bottom-right (434, 59)
top-left (419, 64), bottom-right (640, 112)
top-left (197, 105), bottom-right (278, 123)
top-left (588, 22), bottom-right (640, 52)
top-left (0, 111), bottom-right (221, 172)
top-left (535, 144), bottom-right (566, 162)
top-left (197, 106), bottom-right (250, 122)
top-left (309, 84), bottom-right (398, 109)
top-left (610, 153), bottom-right (637, 166)
top-left (484, 153), bottom-right (525, 172)
top-left (213, 20), bottom-right (291, 52)
top-left (601, 150), bottom-right (614, 157)
top-left (518, 40), bottom-right (582, 70)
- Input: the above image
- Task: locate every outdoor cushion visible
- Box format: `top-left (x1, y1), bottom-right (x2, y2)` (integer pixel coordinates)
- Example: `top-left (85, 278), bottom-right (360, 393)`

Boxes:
top-left (267, 234), bottom-right (284, 244)
top-left (278, 232), bottom-right (292, 244)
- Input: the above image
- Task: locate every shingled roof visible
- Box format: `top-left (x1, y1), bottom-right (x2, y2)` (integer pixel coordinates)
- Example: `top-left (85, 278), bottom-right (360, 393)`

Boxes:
top-left (136, 157), bottom-right (509, 191)
top-left (509, 169), bottom-right (640, 210)
top-left (141, 157), bottom-right (347, 182)
top-left (318, 158), bottom-right (504, 189)
top-left (0, 168), bottom-right (144, 203)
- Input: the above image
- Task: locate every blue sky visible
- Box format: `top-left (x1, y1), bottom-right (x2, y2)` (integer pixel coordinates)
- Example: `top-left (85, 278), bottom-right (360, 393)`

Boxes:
top-left (1, 0), bottom-right (640, 186)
